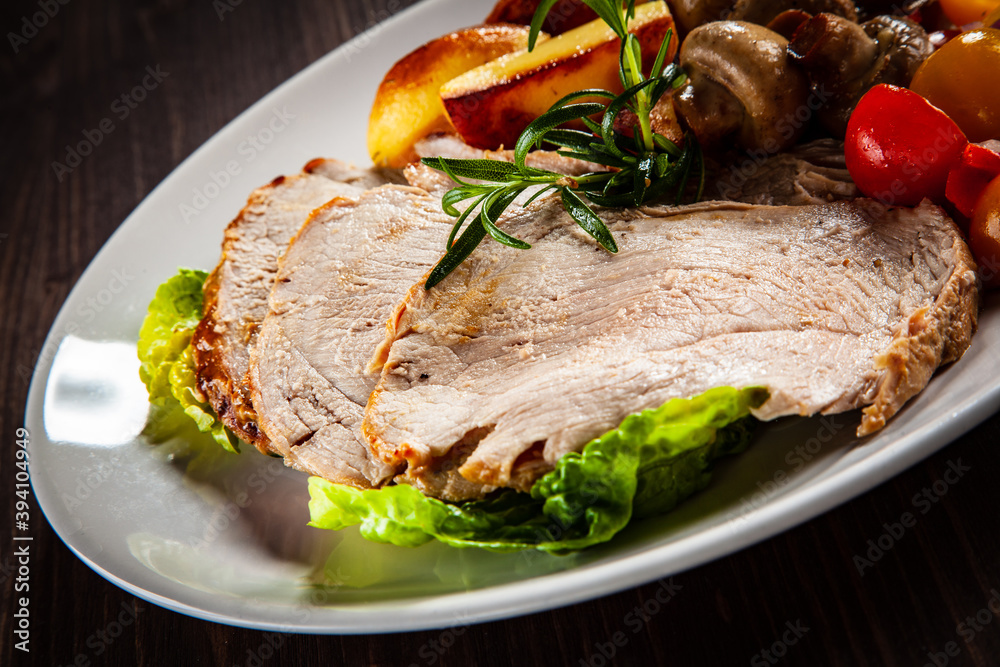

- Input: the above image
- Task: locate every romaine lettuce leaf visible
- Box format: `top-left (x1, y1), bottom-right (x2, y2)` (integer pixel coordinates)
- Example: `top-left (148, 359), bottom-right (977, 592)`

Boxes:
top-left (308, 386), bottom-right (768, 552)
top-left (137, 268), bottom-right (240, 452)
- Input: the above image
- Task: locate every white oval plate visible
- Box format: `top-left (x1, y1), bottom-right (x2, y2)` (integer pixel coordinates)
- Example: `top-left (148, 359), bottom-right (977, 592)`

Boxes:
top-left (26, 0), bottom-right (1000, 634)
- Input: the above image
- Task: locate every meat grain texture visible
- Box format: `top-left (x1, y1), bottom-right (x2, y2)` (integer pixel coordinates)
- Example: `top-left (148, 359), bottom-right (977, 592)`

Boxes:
top-left (247, 185), bottom-right (467, 490)
top-left (193, 140), bottom-right (977, 504)
top-left (193, 159), bottom-right (401, 452)
top-left (364, 197), bottom-right (978, 499)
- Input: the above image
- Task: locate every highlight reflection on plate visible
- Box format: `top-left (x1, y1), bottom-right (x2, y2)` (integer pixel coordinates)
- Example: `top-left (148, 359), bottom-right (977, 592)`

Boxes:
top-left (44, 337), bottom-right (150, 447)
top-left (25, 0), bottom-right (1000, 633)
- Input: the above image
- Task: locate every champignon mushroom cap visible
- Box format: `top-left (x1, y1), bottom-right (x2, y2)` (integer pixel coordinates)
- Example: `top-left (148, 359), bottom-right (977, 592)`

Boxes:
top-left (674, 21), bottom-right (811, 153)
top-left (669, 0), bottom-right (738, 35)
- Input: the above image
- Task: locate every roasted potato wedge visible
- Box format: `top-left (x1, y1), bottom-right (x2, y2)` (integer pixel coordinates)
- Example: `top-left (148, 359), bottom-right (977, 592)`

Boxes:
top-left (486, 0), bottom-right (598, 35)
top-left (485, 0), bottom-right (652, 36)
top-left (441, 1), bottom-right (677, 150)
top-left (368, 24), bottom-right (541, 167)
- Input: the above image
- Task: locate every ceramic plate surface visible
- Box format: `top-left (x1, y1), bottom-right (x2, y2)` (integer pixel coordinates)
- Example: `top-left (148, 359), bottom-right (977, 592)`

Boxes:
top-left (26, 0), bottom-right (1000, 633)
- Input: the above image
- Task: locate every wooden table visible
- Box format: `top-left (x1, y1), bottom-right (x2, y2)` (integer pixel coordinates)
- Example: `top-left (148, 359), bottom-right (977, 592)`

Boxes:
top-left (2, 1), bottom-right (999, 664)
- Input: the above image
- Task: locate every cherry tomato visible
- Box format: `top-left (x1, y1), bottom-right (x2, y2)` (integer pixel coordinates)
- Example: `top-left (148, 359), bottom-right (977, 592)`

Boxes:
top-left (938, 0), bottom-right (1000, 27)
top-left (970, 174), bottom-right (1000, 288)
top-left (909, 28), bottom-right (1000, 142)
top-left (845, 84), bottom-right (967, 207)
top-left (946, 144), bottom-right (1000, 218)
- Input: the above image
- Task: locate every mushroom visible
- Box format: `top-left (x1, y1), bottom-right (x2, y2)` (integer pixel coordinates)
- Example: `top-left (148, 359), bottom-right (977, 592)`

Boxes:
top-left (669, 0), bottom-right (858, 36)
top-left (852, 0), bottom-right (932, 20)
top-left (788, 13), bottom-right (932, 136)
top-left (767, 9), bottom-right (815, 40)
top-left (673, 21), bottom-right (811, 154)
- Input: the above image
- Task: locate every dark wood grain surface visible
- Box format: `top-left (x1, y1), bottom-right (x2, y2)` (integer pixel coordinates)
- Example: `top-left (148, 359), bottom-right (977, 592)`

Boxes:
top-left (2, 1), bottom-right (1000, 665)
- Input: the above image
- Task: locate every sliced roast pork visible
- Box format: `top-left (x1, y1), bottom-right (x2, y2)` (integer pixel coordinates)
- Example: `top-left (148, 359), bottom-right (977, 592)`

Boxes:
top-left (247, 185), bottom-right (472, 491)
top-left (405, 134), bottom-right (598, 196)
top-left (192, 159), bottom-right (401, 451)
top-left (365, 198), bottom-right (978, 498)
top-left (705, 138), bottom-right (859, 205)
top-left (411, 135), bottom-right (858, 206)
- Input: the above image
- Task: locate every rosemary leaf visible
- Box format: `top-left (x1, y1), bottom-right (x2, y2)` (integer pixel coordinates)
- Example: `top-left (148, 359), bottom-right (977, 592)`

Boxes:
top-left (481, 188), bottom-right (531, 249)
top-left (544, 128), bottom-right (602, 152)
top-left (422, 157), bottom-right (547, 182)
top-left (426, 216), bottom-right (488, 290)
top-left (528, 0), bottom-right (562, 50)
top-left (515, 103), bottom-right (607, 167)
top-left (580, 0), bottom-right (628, 38)
top-left (421, 0), bottom-right (704, 289)
top-left (649, 29), bottom-right (674, 81)
top-left (633, 154), bottom-right (654, 206)
top-left (522, 184), bottom-right (559, 208)
top-left (653, 133), bottom-right (681, 158)
top-left (446, 191), bottom-right (490, 248)
top-left (561, 187), bottom-right (617, 253)
top-left (546, 88), bottom-right (617, 110)
top-left (600, 78), bottom-right (660, 151)
top-left (441, 185), bottom-right (482, 217)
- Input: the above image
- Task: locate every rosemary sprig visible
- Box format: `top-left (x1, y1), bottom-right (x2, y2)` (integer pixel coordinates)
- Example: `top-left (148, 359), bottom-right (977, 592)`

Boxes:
top-left (422, 0), bottom-right (704, 289)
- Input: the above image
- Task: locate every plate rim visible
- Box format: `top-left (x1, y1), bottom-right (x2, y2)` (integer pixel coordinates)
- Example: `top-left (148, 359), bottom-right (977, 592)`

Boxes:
top-left (25, 0), bottom-right (1000, 634)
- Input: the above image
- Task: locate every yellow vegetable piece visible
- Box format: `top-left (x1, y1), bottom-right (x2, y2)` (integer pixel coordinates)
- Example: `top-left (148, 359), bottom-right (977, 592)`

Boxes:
top-left (970, 174), bottom-right (1000, 288)
top-left (910, 28), bottom-right (1000, 142)
top-left (440, 1), bottom-right (676, 150)
top-left (939, 0), bottom-right (1000, 27)
top-left (367, 25), bottom-right (539, 167)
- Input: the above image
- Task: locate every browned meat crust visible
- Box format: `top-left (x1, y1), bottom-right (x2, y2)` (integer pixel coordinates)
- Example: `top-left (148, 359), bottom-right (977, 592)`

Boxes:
top-left (860, 226), bottom-right (979, 434)
top-left (193, 161), bottom-right (401, 452)
top-left (194, 176), bottom-right (291, 452)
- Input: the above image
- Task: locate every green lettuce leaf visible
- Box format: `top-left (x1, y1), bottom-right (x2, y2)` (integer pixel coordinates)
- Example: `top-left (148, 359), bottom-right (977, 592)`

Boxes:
top-left (308, 386), bottom-right (768, 552)
top-left (137, 268), bottom-right (240, 452)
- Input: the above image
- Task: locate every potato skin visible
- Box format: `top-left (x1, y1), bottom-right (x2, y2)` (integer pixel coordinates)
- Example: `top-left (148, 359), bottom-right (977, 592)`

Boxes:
top-left (368, 24), bottom-right (533, 167)
top-left (442, 11), bottom-right (676, 150)
top-left (485, 0), bottom-right (654, 36)
top-left (485, 0), bottom-right (599, 35)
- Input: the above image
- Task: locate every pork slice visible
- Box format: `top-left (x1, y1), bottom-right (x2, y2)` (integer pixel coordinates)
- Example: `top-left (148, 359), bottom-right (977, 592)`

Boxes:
top-left (192, 159), bottom-right (401, 451)
top-left (406, 133), bottom-right (860, 225)
top-left (406, 133), bottom-right (601, 195)
top-left (412, 134), bottom-right (857, 207)
top-left (248, 184), bottom-right (477, 490)
top-left (705, 139), bottom-right (859, 205)
top-left (365, 197), bottom-right (978, 497)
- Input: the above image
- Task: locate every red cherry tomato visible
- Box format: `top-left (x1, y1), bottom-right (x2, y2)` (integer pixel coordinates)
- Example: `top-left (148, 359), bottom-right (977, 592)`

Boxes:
top-left (945, 143), bottom-right (1000, 218)
top-left (845, 84), bottom-right (968, 207)
top-left (970, 174), bottom-right (1000, 288)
